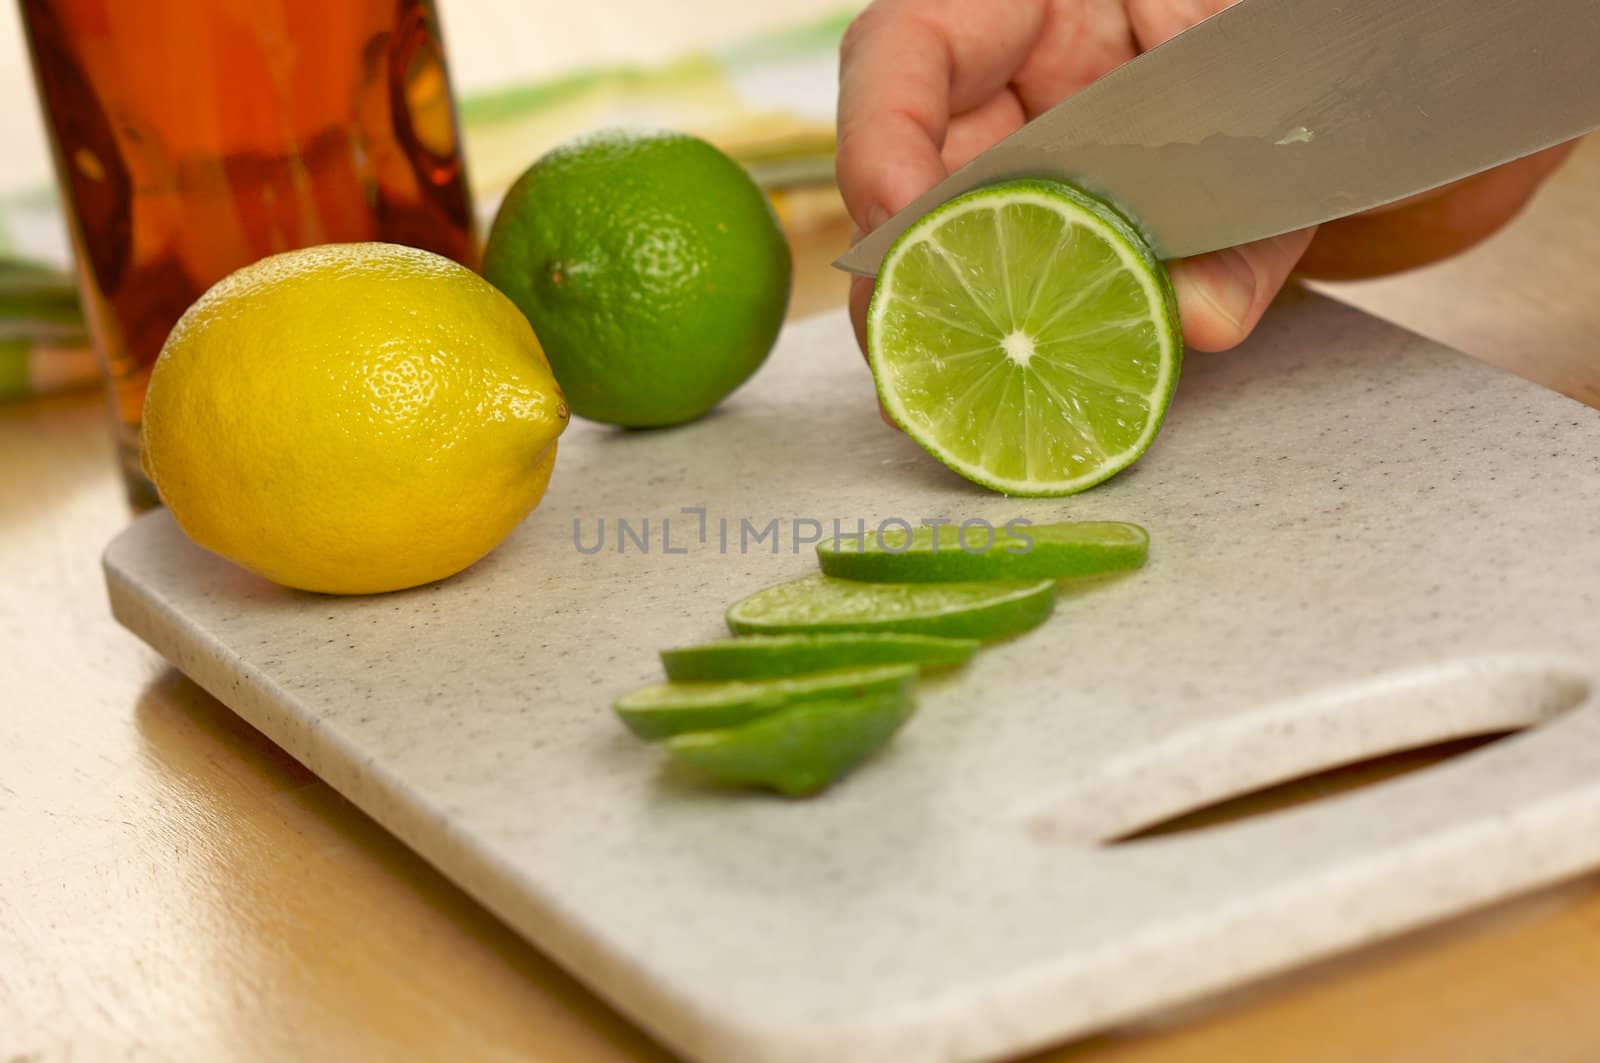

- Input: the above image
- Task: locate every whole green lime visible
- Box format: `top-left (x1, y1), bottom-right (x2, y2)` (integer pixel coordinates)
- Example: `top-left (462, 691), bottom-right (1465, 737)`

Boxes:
top-left (482, 128), bottom-right (792, 427)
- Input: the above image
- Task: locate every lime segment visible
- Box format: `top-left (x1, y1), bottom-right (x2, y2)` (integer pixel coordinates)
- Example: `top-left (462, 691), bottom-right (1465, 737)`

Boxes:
top-left (663, 687), bottom-right (915, 797)
top-left (614, 664), bottom-right (915, 740)
top-left (661, 633), bottom-right (978, 681)
top-left (726, 574), bottom-right (1055, 640)
top-left (818, 520), bottom-right (1148, 582)
top-left (867, 179), bottom-right (1181, 496)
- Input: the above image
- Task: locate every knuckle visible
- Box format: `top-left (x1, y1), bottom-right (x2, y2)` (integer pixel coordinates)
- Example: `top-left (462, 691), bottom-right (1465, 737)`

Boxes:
top-left (838, 10), bottom-right (874, 63)
top-left (839, 0), bottom-right (902, 63)
top-left (834, 124), bottom-right (869, 166)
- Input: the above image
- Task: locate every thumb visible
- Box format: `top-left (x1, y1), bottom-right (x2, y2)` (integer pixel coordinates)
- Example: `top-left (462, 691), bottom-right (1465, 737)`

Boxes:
top-left (1168, 227), bottom-right (1317, 352)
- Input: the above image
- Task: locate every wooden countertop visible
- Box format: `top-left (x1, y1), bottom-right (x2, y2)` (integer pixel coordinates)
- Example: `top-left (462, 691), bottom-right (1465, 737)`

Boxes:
top-left (6, 138), bottom-right (1600, 1061)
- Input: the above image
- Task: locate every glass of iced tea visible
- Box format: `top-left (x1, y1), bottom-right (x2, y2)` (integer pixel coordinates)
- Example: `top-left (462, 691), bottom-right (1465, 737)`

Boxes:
top-left (20, 0), bottom-right (478, 507)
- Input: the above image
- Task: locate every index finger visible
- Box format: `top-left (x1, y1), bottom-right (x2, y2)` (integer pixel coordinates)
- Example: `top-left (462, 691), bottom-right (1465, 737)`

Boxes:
top-left (835, 8), bottom-right (950, 233)
top-left (834, 0), bottom-right (1045, 232)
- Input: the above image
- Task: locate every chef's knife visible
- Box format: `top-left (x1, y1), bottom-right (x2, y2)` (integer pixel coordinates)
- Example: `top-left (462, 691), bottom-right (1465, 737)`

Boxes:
top-left (834, 0), bottom-right (1600, 275)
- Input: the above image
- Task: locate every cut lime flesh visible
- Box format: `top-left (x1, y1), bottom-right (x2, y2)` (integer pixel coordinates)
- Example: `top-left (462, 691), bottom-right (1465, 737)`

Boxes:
top-left (661, 633), bottom-right (978, 681)
top-left (818, 520), bottom-right (1148, 582)
top-left (663, 686), bottom-right (915, 797)
top-left (867, 179), bottom-right (1181, 497)
top-left (725, 573), bottom-right (1055, 641)
top-left (614, 663), bottom-right (915, 740)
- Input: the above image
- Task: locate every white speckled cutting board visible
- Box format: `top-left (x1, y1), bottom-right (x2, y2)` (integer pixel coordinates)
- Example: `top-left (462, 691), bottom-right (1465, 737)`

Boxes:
top-left (105, 290), bottom-right (1600, 1063)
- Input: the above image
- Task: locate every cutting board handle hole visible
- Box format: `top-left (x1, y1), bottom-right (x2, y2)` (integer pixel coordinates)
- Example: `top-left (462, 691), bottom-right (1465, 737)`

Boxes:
top-left (1020, 658), bottom-right (1592, 846)
top-left (1105, 730), bottom-right (1518, 844)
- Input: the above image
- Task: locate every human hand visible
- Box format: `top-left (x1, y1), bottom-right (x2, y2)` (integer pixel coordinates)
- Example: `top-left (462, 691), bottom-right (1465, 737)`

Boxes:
top-left (836, 0), bottom-right (1575, 353)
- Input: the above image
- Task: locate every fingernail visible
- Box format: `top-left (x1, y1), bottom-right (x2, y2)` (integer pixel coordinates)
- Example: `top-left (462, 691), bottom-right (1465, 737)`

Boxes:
top-left (866, 203), bottom-right (890, 231)
top-left (1203, 249), bottom-right (1257, 331)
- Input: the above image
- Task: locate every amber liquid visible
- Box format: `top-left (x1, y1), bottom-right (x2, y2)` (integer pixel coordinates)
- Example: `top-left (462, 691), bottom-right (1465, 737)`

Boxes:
top-left (20, 0), bottom-right (478, 506)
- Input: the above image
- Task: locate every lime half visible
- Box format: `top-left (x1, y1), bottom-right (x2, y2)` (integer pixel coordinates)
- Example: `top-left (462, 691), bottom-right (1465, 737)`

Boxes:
top-left (614, 663), bottom-right (915, 740)
top-left (661, 633), bottom-right (978, 681)
top-left (867, 179), bottom-right (1181, 496)
top-left (818, 520), bottom-right (1148, 582)
top-left (664, 686), bottom-right (915, 797)
top-left (726, 574), bottom-right (1055, 640)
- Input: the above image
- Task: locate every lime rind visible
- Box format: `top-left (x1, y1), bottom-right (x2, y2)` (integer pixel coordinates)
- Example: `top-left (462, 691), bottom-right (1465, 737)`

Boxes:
top-left (663, 686), bottom-right (915, 796)
top-left (818, 520), bottom-right (1149, 582)
top-left (613, 663), bottom-right (916, 740)
top-left (866, 179), bottom-right (1181, 497)
top-left (725, 573), bottom-right (1056, 641)
top-left (660, 632), bottom-right (978, 681)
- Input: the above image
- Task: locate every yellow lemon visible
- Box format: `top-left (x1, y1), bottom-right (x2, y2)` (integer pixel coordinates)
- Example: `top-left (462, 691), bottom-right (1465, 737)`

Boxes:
top-left (142, 243), bottom-right (568, 595)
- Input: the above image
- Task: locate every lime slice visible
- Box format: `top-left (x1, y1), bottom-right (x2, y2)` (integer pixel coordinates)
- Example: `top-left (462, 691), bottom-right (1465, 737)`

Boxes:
top-left (818, 520), bottom-right (1148, 582)
top-left (867, 179), bottom-right (1181, 496)
top-left (663, 686), bottom-right (915, 797)
top-left (661, 632), bottom-right (978, 681)
top-left (614, 663), bottom-right (915, 740)
top-left (726, 574), bottom-right (1055, 640)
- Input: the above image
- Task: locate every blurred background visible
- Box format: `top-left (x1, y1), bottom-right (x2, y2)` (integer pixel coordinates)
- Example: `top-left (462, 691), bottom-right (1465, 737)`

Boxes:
top-left (0, 0), bottom-right (861, 198)
top-left (0, 0), bottom-right (866, 401)
top-left (5, 0), bottom-right (1597, 408)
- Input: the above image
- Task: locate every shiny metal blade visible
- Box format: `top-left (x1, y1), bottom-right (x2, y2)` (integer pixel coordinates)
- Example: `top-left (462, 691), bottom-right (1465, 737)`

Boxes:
top-left (835, 0), bottom-right (1600, 275)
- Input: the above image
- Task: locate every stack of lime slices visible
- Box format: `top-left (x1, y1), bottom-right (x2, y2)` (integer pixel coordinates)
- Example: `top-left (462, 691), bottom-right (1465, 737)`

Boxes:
top-left (614, 180), bottom-right (1179, 795)
top-left (867, 179), bottom-right (1181, 496)
top-left (614, 520), bottom-right (1149, 796)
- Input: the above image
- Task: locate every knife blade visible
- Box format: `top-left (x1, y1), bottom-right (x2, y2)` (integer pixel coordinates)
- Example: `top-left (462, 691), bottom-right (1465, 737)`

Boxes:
top-left (835, 0), bottom-right (1600, 276)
